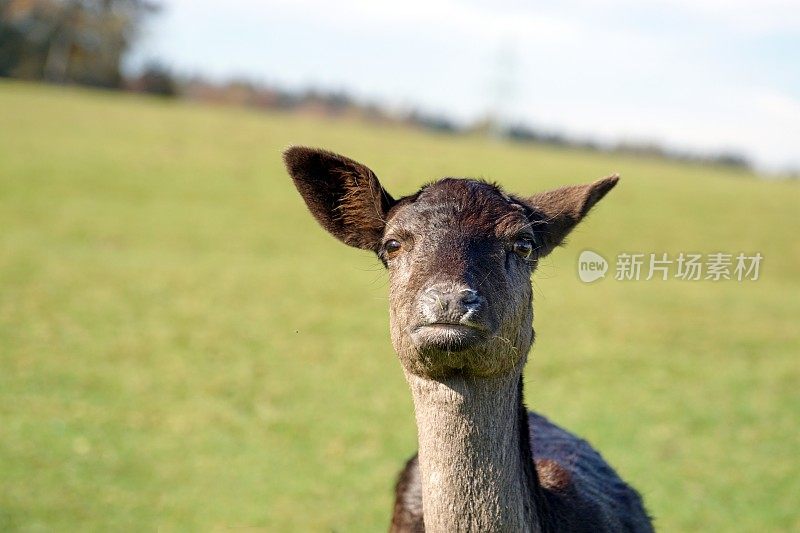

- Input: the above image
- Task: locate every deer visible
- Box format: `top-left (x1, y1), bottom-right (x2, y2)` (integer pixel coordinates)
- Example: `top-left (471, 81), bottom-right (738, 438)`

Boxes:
top-left (283, 146), bottom-right (654, 532)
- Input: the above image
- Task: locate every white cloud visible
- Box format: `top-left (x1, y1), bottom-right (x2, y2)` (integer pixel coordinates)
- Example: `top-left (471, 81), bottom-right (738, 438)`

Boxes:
top-left (551, 0), bottom-right (800, 33)
top-left (656, 0), bottom-right (800, 33)
top-left (518, 86), bottom-right (800, 171)
top-left (229, 0), bottom-right (582, 41)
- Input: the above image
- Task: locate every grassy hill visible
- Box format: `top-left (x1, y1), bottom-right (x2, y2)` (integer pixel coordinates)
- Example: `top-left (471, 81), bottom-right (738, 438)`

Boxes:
top-left (1, 80), bottom-right (798, 531)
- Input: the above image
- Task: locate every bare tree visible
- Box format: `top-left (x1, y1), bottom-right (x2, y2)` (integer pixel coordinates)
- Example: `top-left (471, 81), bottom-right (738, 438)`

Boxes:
top-left (1, 0), bottom-right (158, 87)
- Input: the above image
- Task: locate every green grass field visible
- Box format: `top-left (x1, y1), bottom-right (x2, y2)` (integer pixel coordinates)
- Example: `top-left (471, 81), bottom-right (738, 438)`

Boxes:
top-left (1, 80), bottom-right (798, 531)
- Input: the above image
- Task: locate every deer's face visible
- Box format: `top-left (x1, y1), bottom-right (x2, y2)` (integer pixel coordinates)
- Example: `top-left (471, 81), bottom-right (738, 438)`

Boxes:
top-left (381, 180), bottom-right (538, 378)
top-left (284, 147), bottom-right (618, 379)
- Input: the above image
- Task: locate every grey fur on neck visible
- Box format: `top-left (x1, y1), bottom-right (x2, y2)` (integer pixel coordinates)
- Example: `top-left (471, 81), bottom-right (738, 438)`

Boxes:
top-left (405, 369), bottom-right (540, 532)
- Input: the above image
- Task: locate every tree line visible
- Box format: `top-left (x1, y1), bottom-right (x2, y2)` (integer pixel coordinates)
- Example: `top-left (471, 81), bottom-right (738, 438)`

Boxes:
top-left (0, 0), bottom-right (157, 88)
top-left (1, 0), bottom-right (756, 172)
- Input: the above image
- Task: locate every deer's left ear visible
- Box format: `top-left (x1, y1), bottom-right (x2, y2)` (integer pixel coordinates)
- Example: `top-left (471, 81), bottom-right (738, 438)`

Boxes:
top-left (284, 146), bottom-right (395, 251)
top-left (522, 175), bottom-right (619, 257)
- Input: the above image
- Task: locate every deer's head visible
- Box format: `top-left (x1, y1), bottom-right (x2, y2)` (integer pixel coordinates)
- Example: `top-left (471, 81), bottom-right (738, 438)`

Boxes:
top-left (285, 147), bottom-right (617, 379)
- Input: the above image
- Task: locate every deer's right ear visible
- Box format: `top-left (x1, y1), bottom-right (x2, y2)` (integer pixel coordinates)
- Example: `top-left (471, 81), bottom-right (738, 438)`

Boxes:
top-left (283, 146), bottom-right (395, 251)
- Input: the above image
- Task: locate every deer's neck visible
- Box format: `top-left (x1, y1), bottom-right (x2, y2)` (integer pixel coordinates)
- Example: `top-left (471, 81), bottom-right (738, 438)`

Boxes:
top-left (406, 370), bottom-right (541, 532)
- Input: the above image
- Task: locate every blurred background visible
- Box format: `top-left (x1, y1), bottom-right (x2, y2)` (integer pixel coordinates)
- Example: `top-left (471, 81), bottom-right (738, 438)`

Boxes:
top-left (1, 1), bottom-right (798, 531)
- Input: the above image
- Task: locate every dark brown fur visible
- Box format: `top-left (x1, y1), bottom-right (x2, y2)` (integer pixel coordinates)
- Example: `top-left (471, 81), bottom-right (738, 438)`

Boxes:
top-left (284, 146), bottom-right (653, 532)
top-left (284, 147), bottom-right (394, 250)
top-left (389, 410), bottom-right (653, 533)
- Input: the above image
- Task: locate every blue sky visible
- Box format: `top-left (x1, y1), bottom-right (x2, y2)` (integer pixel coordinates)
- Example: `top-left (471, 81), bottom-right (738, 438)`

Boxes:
top-left (129, 0), bottom-right (800, 171)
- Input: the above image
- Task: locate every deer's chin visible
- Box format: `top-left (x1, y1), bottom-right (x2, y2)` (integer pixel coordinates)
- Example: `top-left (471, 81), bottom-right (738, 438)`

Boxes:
top-left (411, 323), bottom-right (488, 353)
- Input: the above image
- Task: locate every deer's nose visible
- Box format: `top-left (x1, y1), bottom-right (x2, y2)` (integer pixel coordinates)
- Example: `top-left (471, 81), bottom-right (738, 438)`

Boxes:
top-left (421, 284), bottom-right (483, 323)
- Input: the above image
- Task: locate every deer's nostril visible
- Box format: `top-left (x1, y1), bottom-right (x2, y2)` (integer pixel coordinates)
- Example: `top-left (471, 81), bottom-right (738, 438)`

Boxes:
top-left (425, 288), bottom-right (447, 310)
top-left (422, 285), bottom-right (482, 322)
top-left (460, 289), bottom-right (480, 306)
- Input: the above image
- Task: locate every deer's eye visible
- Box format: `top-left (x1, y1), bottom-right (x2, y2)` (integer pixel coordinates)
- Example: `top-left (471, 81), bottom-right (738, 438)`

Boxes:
top-left (512, 238), bottom-right (534, 259)
top-left (384, 239), bottom-right (402, 258)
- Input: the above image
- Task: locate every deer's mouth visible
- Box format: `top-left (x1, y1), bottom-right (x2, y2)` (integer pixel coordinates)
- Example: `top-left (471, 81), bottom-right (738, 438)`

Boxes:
top-left (411, 322), bottom-right (488, 352)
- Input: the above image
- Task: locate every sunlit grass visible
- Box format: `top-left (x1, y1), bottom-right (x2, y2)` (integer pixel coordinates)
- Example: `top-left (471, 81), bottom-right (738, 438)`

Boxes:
top-left (1, 80), bottom-right (798, 531)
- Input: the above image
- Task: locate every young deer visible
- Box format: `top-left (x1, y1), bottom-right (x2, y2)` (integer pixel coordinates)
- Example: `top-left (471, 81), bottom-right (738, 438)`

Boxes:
top-left (284, 146), bottom-right (654, 532)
